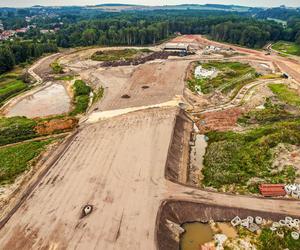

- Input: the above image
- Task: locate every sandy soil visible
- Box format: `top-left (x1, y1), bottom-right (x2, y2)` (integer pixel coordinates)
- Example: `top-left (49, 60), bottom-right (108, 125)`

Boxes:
top-left (2, 35), bottom-right (300, 250)
top-left (58, 46), bottom-right (161, 67)
top-left (87, 60), bottom-right (190, 111)
top-left (195, 107), bottom-right (245, 133)
top-left (32, 53), bottom-right (62, 80)
top-left (0, 108), bottom-right (179, 250)
top-left (4, 83), bottom-right (71, 118)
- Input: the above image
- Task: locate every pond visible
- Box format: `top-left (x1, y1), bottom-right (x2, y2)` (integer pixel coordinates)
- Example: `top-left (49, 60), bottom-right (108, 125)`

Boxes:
top-left (180, 222), bottom-right (213, 250)
top-left (180, 222), bottom-right (237, 250)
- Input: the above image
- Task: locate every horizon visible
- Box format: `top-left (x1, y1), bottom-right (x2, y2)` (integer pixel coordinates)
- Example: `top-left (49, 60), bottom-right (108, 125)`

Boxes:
top-left (0, 1), bottom-right (299, 8)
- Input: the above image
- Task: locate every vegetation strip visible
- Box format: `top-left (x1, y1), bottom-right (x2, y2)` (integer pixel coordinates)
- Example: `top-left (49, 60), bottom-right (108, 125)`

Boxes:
top-left (0, 116), bottom-right (77, 147)
top-left (272, 41), bottom-right (300, 56)
top-left (0, 140), bottom-right (54, 185)
top-left (269, 83), bottom-right (300, 108)
top-left (70, 80), bottom-right (91, 116)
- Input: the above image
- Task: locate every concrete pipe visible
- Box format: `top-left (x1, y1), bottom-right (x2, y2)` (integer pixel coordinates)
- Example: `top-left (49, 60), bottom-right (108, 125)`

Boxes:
top-left (291, 232), bottom-right (300, 240)
top-left (279, 220), bottom-right (286, 226)
top-left (255, 216), bottom-right (263, 225)
top-left (272, 222), bottom-right (280, 228)
top-left (231, 216), bottom-right (241, 227)
top-left (285, 185), bottom-right (292, 195)
top-left (276, 231), bottom-right (284, 238)
top-left (247, 216), bottom-right (254, 224)
top-left (291, 191), bottom-right (299, 199)
top-left (294, 219), bottom-right (300, 225)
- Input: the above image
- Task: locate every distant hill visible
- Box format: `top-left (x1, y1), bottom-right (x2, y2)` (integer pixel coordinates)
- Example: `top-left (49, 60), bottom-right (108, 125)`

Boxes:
top-left (94, 4), bottom-right (140, 7)
top-left (87, 3), bottom-right (251, 12)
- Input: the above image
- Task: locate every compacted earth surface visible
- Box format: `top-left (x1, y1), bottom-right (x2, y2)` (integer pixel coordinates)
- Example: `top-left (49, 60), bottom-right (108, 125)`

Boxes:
top-left (0, 35), bottom-right (300, 250)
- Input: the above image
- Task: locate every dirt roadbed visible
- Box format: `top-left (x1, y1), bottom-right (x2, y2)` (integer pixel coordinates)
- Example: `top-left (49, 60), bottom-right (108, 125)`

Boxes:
top-left (0, 108), bottom-right (179, 250)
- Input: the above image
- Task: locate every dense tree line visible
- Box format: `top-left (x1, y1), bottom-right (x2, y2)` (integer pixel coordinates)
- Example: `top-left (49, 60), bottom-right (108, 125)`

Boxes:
top-left (1, 9), bottom-right (300, 74)
top-left (0, 41), bottom-right (58, 74)
top-left (55, 11), bottom-right (294, 49)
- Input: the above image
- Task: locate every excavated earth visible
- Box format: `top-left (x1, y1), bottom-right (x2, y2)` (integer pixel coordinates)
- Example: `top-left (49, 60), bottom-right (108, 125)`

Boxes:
top-left (2, 35), bottom-right (300, 250)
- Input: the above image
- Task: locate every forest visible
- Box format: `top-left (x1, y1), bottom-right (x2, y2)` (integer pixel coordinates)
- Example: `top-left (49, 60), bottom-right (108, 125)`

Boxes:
top-left (1, 8), bottom-right (300, 74)
top-left (56, 11), bottom-right (299, 48)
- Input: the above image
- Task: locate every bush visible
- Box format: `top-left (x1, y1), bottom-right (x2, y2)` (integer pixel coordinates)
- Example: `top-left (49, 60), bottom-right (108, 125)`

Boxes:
top-left (70, 95), bottom-right (90, 116)
top-left (70, 80), bottom-right (91, 115)
top-left (73, 80), bottom-right (91, 96)
top-left (50, 61), bottom-right (64, 74)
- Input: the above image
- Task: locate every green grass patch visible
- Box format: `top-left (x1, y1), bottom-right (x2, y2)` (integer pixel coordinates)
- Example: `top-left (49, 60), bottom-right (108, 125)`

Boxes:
top-left (54, 75), bottom-right (74, 81)
top-left (238, 98), bottom-right (297, 125)
top-left (0, 116), bottom-right (38, 146)
top-left (0, 140), bottom-right (53, 185)
top-left (0, 69), bottom-right (31, 106)
top-left (70, 80), bottom-right (91, 116)
top-left (188, 61), bottom-right (257, 95)
top-left (272, 41), bottom-right (300, 56)
top-left (92, 86), bottom-right (104, 104)
top-left (257, 228), bottom-right (300, 250)
top-left (202, 120), bottom-right (300, 193)
top-left (50, 61), bottom-right (64, 74)
top-left (91, 49), bottom-right (150, 62)
top-left (0, 80), bottom-right (29, 106)
top-left (269, 83), bottom-right (300, 107)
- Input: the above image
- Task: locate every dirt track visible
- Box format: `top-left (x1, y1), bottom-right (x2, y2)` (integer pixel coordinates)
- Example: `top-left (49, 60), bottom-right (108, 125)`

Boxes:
top-left (1, 35), bottom-right (300, 249)
top-left (1, 108), bottom-right (300, 250)
top-left (90, 60), bottom-right (190, 111)
top-left (0, 108), bottom-right (178, 249)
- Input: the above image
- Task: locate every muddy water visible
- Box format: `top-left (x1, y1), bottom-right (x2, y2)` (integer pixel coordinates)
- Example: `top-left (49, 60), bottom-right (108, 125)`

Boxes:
top-left (217, 223), bottom-right (237, 238)
top-left (189, 134), bottom-right (208, 184)
top-left (6, 83), bottom-right (71, 118)
top-left (180, 222), bottom-right (213, 250)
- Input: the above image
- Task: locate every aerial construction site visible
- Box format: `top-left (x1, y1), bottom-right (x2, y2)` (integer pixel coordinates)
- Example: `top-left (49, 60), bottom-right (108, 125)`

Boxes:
top-left (1, 34), bottom-right (300, 250)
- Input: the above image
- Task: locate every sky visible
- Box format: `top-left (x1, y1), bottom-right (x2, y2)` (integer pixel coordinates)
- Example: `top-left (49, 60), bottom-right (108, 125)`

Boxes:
top-left (0, 0), bottom-right (299, 8)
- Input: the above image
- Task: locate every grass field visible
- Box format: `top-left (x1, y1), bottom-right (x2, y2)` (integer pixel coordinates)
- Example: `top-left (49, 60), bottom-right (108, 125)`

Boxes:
top-left (0, 115), bottom-right (77, 146)
top-left (188, 61), bottom-right (257, 95)
top-left (233, 225), bottom-right (300, 250)
top-left (238, 98), bottom-right (296, 125)
top-left (239, 84), bottom-right (300, 125)
top-left (0, 140), bottom-right (53, 185)
top-left (91, 48), bottom-right (151, 62)
top-left (272, 41), bottom-right (300, 56)
top-left (0, 71), bottom-right (29, 106)
top-left (0, 116), bottom-right (38, 146)
top-left (269, 83), bottom-right (300, 107)
top-left (202, 120), bottom-right (300, 193)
